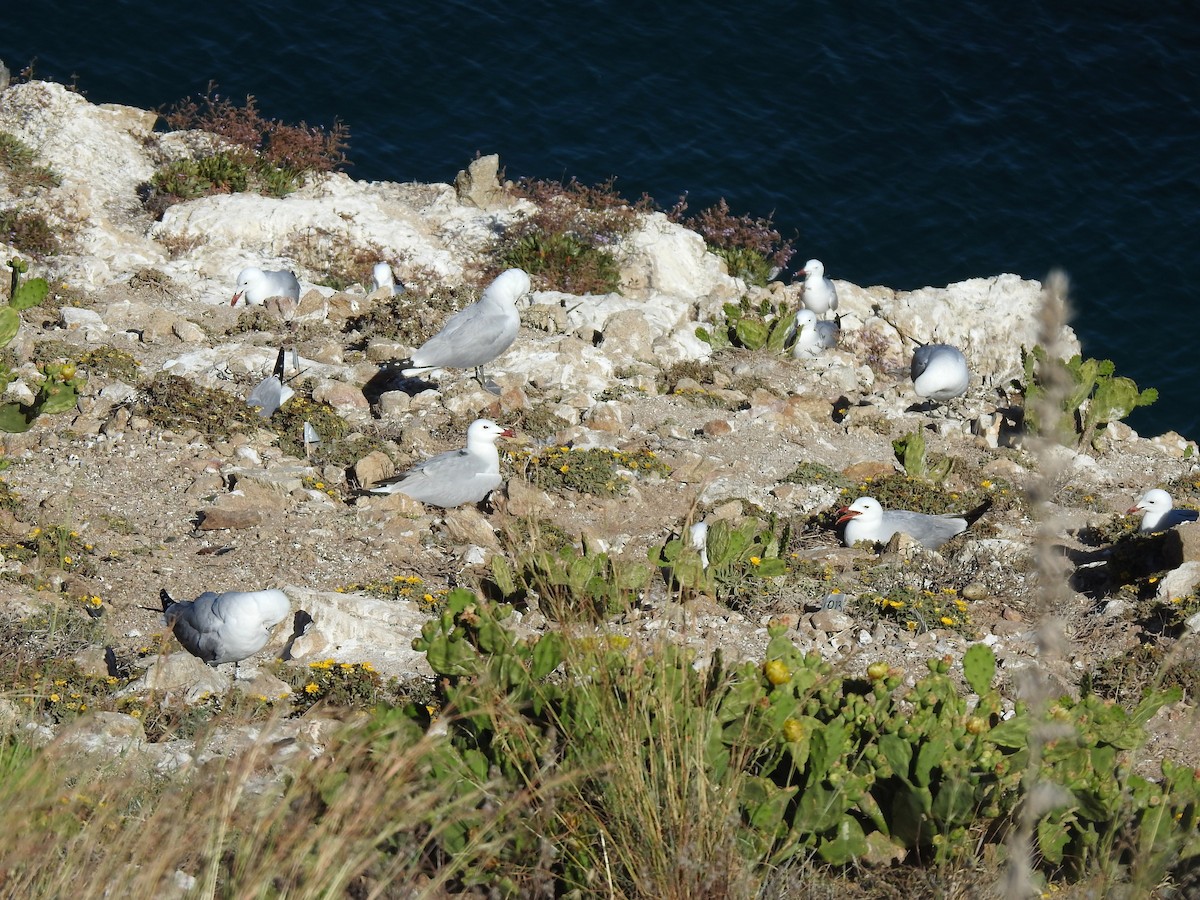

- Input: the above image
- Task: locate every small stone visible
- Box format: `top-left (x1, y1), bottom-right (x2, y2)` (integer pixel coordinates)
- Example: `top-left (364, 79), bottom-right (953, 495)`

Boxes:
top-left (811, 609), bottom-right (854, 633)
top-left (198, 506), bottom-right (265, 531)
top-left (703, 418), bottom-right (732, 437)
top-left (962, 582), bottom-right (989, 602)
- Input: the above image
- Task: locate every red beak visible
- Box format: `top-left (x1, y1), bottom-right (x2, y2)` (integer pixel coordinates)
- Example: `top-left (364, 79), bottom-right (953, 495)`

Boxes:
top-left (231, 292), bottom-right (243, 307)
top-left (500, 427), bottom-right (516, 438)
top-left (835, 506), bottom-right (859, 525)
top-left (1126, 505), bottom-right (1141, 515)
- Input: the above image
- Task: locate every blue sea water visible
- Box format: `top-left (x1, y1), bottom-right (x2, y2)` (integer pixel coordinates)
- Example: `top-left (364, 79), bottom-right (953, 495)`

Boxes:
top-left (5, 1), bottom-right (1199, 439)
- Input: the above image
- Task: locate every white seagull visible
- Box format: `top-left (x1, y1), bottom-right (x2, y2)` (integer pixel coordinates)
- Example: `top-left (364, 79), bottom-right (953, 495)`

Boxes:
top-left (367, 418), bottom-right (515, 508)
top-left (911, 343), bottom-right (970, 403)
top-left (372, 262), bottom-right (399, 296)
top-left (231, 267), bottom-right (301, 307)
top-left (1127, 489), bottom-right (1200, 533)
top-left (161, 588), bottom-right (291, 667)
top-left (837, 496), bottom-right (990, 550)
top-left (688, 521), bottom-right (710, 570)
top-left (790, 308), bottom-right (841, 358)
top-left (800, 259), bottom-right (838, 318)
top-left (401, 268), bottom-right (530, 384)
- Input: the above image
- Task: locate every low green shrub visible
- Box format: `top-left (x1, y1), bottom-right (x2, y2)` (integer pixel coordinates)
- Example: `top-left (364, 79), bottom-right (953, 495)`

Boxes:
top-left (668, 196), bottom-right (795, 286)
top-left (1017, 346), bottom-right (1157, 448)
top-left (404, 592), bottom-right (1199, 893)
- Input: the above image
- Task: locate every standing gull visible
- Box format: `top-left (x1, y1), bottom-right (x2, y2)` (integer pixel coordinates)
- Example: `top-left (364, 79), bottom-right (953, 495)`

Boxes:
top-left (837, 496), bottom-right (990, 550)
top-left (367, 418), bottom-right (515, 508)
top-left (1127, 489), bottom-right (1200, 533)
top-left (799, 259), bottom-right (838, 318)
top-left (401, 268), bottom-right (530, 387)
top-left (790, 308), bottom-right (841, 358)
top-left (161, 588), bottom-right (291, 667)
top-left (231, 267), bottom-right (301, 307)
top-left (911, 343), bottom-right (970, 403)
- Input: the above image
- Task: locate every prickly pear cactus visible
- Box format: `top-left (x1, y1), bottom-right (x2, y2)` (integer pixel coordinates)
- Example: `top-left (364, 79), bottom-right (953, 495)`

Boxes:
top-left (0, 258), bottom-right (87, 432)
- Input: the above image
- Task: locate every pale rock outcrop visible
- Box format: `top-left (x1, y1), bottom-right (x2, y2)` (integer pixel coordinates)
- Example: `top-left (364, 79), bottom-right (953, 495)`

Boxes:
top-left (0, 81), bottom-right (164, 278)
top-left (284, 587), bottom-right (437, 678)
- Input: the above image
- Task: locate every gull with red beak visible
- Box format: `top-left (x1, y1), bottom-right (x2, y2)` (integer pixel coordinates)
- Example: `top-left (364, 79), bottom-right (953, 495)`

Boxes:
top-left (837, 496), bottom-right (990, 550)
top-left (231, 267), bottom-right (301, 307)
top-left (1127, 489), bottom-right (1199, 533)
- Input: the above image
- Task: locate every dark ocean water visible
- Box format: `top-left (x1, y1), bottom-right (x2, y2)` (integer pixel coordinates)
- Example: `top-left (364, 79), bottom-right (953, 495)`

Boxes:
top-left (5, 1), bottom-right (1199, 439)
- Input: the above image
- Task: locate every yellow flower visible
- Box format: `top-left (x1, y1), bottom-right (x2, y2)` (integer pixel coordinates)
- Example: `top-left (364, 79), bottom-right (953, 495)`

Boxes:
top-left (749, 556), bottom-right (762, 566)
top-left (49, 693), bottom-right (60, 703)
top-left (304, 683), bottom-right (320, 694)
top-left (980, 480), bottom-right (993, 489)
top-left (360, 662), bottom-right (374, 672)
top-left (940, 616), bottom-right (955, 626)
top-left (63, 556), bottom-right (72, 565)
top-left (315, 482), bottom-right (325, 490)
top-left (560, 464), bottom-right (570, 473)
top-left (129, 709), bottom-right (142, 718)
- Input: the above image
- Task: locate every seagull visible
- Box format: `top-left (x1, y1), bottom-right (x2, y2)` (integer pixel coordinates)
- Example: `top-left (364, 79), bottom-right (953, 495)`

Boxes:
top-left (836, 496), bottom-right (991, 550)
top-left (160, 588), bottom-right (291, 667)
top-left (688, 521), bottom-right (710, 569)
top-left (1127, 489), bottom-right (1200, 533)
top-left (790, 308), bottom-right (841, 358)
top-left (799, 259), bottom-right (838, 318)
top-left (246, 346), bottom-right (294, 417)
top-left (911, 343), bottom-right (970, 403)
top-left (401, 268), bottom-right (530, 387)
top-left (367, 418), bottom-right (515, 508)
top-left (231, 267), bottom-right (301, 307)
top-left (372, 262), bottom-right (401, 296)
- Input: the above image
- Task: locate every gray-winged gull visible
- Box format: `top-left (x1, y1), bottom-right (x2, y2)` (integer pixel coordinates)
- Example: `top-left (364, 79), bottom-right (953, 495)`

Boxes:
top-left (161, 588), bottom-right (291, 667)
top-left (837, 496), bottom-right (990, 550)
top-left (401, 268), bottom-right (530, 385)
top-left (911, 343), bottom-right (970, 402)
top-left (231, 267), bottom-right (301, 307)
top-left (800, 259), bottom-right (838, 318)
top-left (373, 262), bottom-right (401, 296)
top-left (790, 308), bottom-right (840, 358)
top-left (246, 346), bottom-right (294, 417)
top-left (1127, 489), bottom-right (1200, 533)
top-left (367, 418), bottom-right (515, 507)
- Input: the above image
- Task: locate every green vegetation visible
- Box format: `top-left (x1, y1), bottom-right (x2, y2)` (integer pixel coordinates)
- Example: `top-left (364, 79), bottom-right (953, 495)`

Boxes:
top-left (892, 430), bottom-right (953, 482)
top-left (654, 516), bottom-right (787, 603)
top-left (497, 176), bottom-right (652, 294)
top-left (0, 133), bottom-right (62, 257)
top-left (1018, 346), bottom-right (1158, 448)
top-left (145, 85), bottom-right (349, 213)
top-left (669, 196), bottom-right (795, 286)
top-left (697, 294), bottom-right (795, 351)
top-left (0, 258), bottom-right (86, 432)
top-left (509, 444), bottom-right (671, 497)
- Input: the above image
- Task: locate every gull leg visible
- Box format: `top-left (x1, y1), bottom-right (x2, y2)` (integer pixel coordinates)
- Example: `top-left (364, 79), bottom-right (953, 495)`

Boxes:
top-left (476, 365), bottom-right (501, 396)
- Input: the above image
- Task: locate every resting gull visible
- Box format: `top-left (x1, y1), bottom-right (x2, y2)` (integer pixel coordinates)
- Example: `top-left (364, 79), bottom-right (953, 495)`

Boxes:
top-left (837, 496), bottom-right (990, 550)
top-left (373, 262), bottom-right (400, 296)
top-left (790, 308), bottom-right (841, 358)
top-left (401, 268), bottom-right (530, 386)
top-left (799, 259), bottom-right (838, 318)
top-left (911, 343), bottom-right (970, 403)
top-left (1127, 489), bottom-right (1200, 533)
top-left (161, 588), bottom-right (291, 667)
top-left (231, 267), bottom-right (301, 307)
top-left (367, 418), bottom-right (515, 507)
